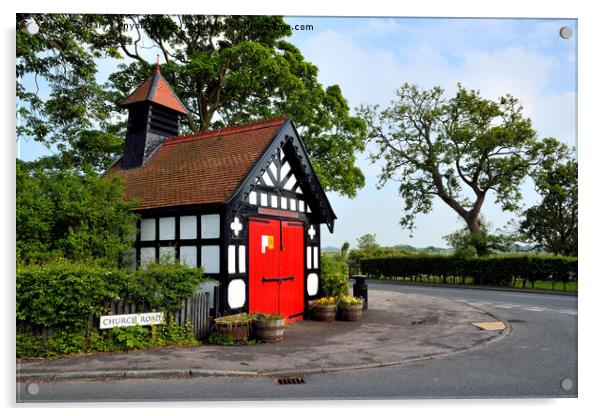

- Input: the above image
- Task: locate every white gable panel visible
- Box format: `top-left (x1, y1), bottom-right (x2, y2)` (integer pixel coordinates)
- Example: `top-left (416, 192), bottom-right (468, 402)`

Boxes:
top-left (261, 170), bottom-right (274, 186)
top-left (280, 161), bottom-right (291, 182)
top-left (269, 161), bottom-right (278, 178)
top-left (284, 174), bottom-right (297, 191)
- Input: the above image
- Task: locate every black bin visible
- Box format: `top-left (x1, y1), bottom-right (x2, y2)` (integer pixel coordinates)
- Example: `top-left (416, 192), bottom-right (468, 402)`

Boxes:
top-left (352, 275), bottom-right (368, 310)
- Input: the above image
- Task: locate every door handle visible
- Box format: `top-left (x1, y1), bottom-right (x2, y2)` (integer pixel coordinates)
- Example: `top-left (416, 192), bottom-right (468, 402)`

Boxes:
top-left (262, 275), bottom-right (294, 283)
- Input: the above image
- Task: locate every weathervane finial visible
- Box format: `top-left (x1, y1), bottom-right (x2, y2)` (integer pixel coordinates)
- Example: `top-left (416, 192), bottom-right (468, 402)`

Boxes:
top-left (155, 54), bottom-right (161, 72)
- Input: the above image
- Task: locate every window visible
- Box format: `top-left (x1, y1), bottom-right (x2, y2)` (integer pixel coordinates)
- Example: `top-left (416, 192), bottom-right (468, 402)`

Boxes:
top-left (201, 245), bottom-right (220, 273)
top-left (140, 218), bottom-right (156, 241)
top-left (201, 214), bottom-right (220, 239)
top-left (180, 246), bottom-right (197, 267)
top-left (159, 217), bottom-right (175, 240)
top-left (140, 247), bottom-right (156, 268)
top-left (159, 246), bottom-right (176, 263)
top-left (179, 216), bottom-right (197, 239)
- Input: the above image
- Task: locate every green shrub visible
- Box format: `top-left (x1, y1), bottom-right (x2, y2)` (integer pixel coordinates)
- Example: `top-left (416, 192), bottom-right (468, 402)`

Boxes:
top-left (16, 261), bottom-right (125, 330)
top-left (360, 254), bottom-right (577, 287)
top-left (126, 263), bottom-right (204, 314)
top-left (16, 260), bottom-right (204, 357)
top-left (321, 253), bottom-right (349, 297)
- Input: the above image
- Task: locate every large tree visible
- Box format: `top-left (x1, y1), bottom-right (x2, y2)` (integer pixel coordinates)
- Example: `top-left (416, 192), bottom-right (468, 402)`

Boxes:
top-left (17, 14), bottom-right (366, 197)
top-left (520, 160), bottom-right (577, 256)
top-left (358, 83), bottom-right (568, 250)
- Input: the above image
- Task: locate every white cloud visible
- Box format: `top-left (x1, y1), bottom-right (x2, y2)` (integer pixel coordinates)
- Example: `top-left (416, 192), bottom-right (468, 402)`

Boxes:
top-left (298, 21), bottom-right (576, 248)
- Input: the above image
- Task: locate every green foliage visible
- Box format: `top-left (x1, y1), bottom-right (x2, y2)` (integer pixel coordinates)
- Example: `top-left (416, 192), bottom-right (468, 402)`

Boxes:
top-left (16, 261), bottom-right (125, 329)
top-left (17, 14), bottom-right (124, 172)
top-left (126, 263), bottom-right (204, 314)
top-left (16, 159), bottom-right (138, 266)
top-left (444, 218), bottom-right (518, 257)
top-left (17, 261), bottom-right (203, 335)
top-left (356, 233), bottom-right (380, 253)
top-left (109, 325), bottom-right (152, 350)
top-left (320, 253), bottom-right (349, 298)
top-left (16, 321), bottom-right (198, 358)
top-left (361, 254), bottom-right (578, 287)
top-left (337, 295), bottom-right (364, 306)
top-left (341, 242), bottom-right (350, 258)
top-left (520, 160), bottom-right (578, 256)
top-left (208, 332), bottom-right (236, 346)
top-left (18, 14), bottom-right (367, 197)
top-left (358, 83), bottom-right (569, 235)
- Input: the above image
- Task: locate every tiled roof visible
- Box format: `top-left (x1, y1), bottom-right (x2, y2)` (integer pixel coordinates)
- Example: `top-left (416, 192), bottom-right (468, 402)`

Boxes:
top-left (119, 65), bottom-right (188, 114)
top-left (104, 117), bottom-right (287, 210)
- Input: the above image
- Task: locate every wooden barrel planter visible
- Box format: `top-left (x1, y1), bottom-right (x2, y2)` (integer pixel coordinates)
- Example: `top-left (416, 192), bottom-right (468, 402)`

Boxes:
top-left (338, 304), bottom-right (364, 321)
top-left (253, 318), bottom-right (285, 343)
top-left (311, 304), bottom-right (337, 322)
top-left (214, 313), bottom-right (252, 342)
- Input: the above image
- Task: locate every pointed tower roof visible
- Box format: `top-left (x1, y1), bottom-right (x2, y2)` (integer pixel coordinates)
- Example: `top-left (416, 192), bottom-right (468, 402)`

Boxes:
top-left (119, 59), bottom-right (188, 115)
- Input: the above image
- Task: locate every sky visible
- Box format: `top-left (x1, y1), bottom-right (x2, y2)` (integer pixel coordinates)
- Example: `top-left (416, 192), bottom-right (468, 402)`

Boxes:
top-left (16, 16), bottom-right (577, 250)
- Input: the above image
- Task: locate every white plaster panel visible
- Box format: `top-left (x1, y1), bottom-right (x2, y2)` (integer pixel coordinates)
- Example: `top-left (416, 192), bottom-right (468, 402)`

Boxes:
top-left (307, 273), bottom-right (319, 296)
top-left (228, 279), bottom-right (246, 309)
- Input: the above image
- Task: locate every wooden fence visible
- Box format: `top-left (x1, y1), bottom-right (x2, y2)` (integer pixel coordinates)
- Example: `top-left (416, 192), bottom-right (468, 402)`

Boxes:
top-left (29, 291), bottom-right (211, 341)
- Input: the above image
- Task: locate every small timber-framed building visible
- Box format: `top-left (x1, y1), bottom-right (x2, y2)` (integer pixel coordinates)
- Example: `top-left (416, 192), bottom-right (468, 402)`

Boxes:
top-left (104, 65), bottom-right (336, 321)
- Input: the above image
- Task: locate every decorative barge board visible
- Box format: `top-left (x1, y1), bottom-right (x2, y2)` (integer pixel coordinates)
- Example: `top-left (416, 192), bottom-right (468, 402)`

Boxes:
top-left (104, 66), bottom-right (336, 322)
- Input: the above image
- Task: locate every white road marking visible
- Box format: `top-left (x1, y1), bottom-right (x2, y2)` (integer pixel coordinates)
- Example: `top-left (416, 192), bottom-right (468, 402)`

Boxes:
top-left (493, 305), bottom-right (514, 309)
top-left (524, 307), bottom-right (546, 312)
top-left (558, 310), bottom-right (578, 315)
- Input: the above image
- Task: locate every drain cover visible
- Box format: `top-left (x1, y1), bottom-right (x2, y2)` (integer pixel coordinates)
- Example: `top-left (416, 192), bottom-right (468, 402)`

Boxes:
top-left (274, 376), bottom-right (305, 385)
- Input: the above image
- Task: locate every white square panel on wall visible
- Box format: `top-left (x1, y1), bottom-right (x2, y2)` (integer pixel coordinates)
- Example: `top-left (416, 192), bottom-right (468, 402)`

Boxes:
top-left (201, 245), bottom-right (220, 273)
top-left (159, 217), bottom-right (175, 240)
top-left (179, 246), bottom-right (197, 267)
top-left (140, 247), bottom-right (156, 268)
top-left (159, 246), bottom-right (176, 263)
top-left (140, 218), bottom-right (156, 241)
top-left (201, 214), bottom-right (220, 239)
top-left (179, 216), bottom-right (197, 239)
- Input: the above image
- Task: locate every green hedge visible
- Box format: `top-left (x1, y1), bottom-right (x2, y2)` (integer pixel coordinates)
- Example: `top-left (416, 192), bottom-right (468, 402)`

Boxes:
top-left (17, 261), bottom-right (204, 331)
top-left (360, 255), bottom-right (577, 286)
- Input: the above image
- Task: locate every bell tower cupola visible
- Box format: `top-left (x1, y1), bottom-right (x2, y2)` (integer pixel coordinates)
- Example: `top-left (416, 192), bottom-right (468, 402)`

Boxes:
top-left (118, 57), bottom-right (188, 169)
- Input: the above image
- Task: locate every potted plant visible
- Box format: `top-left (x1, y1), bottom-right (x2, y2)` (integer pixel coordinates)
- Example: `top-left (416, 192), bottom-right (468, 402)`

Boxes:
top-left (251, 312), bottom-right (285, 343)
top-left (337, 295), bottom-right (365, 321)
top-left (311, 297), bottom-right (337, 321)
top-left (213, 313), bottom-right (253, 342)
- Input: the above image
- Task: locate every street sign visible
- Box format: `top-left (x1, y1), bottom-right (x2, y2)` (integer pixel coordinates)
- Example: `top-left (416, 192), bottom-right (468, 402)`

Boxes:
top-left (99, 312), bottom-right (164, 329)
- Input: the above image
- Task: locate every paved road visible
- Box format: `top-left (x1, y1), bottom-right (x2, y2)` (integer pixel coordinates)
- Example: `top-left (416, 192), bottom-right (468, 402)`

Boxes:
top-left (18, 283), bottom-right (577, 402)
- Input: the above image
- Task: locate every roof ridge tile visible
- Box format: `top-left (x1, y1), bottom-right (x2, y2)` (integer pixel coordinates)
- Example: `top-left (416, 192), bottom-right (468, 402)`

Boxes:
top-left (164, 116), bottom-right (287, 145)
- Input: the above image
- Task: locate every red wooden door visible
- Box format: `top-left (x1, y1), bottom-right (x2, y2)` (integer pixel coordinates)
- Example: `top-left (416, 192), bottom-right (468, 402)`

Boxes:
top-left (248, 217), bottom-right (304, 322)
top-left (280, 221), bottom-right (304, 322)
